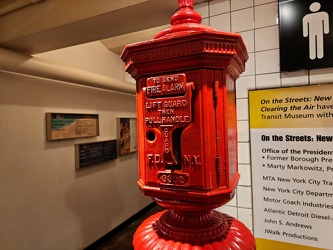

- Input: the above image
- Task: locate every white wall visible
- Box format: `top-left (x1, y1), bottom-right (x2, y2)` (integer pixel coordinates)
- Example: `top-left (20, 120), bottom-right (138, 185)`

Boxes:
top-left (195, 0), bottom-right (333, 233)
top-left (0, 42), bottom-right (151, 250)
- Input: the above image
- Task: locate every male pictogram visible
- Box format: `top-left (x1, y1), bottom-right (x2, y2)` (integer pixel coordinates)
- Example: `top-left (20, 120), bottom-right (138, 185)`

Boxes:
top-left (303, 2), bottom-right (329, 60)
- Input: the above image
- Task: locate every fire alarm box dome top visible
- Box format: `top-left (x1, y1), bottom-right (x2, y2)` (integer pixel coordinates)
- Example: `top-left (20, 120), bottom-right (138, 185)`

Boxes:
top-left (121, 1), bottom-right (248, 80)
top-left (122, 32), bottom-right (248, 80)
top-left (153, 0), bottom-right (229, 39)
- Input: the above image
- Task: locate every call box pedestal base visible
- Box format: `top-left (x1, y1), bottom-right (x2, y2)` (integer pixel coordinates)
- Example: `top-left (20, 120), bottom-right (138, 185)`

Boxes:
top-left (133, 209), bottom-right (255, 250)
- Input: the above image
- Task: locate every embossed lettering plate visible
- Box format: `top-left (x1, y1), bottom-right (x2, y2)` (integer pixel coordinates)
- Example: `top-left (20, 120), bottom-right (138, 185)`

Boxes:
top-left (142, 73), bottom-right (197, 187)
top-left (157, 171), bottom-right (190, 186)
top-left (143, 74), bottom-right (193, 169)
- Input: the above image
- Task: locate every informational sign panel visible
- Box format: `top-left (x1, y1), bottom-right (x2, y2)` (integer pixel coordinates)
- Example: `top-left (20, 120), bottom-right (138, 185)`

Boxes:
top-left (46, 113), bottom-right (99, 141)
top-left (279, 0), bottom-right (333, 71)
top-left (75, 140), bottom-right (117, 169)
top-left (249, 84), bottom-right (333, 250)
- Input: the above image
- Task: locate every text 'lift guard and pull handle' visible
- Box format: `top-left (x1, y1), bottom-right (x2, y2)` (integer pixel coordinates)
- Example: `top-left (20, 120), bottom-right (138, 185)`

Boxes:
top-left (143, 73), bottom-right (194, 172)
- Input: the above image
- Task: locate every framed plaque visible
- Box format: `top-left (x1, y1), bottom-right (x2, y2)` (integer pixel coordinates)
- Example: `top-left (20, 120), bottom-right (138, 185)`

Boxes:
top-left (46, 113), bottom-right (99, 141)
top-left (117, 118), bottom-right (137, 155)
top-left (75, 140), bottom-right (117, 169)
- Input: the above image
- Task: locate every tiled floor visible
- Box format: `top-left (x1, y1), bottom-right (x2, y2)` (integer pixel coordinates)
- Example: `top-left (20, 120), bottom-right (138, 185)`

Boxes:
top-left (84, 203), bottom-right (164, 250)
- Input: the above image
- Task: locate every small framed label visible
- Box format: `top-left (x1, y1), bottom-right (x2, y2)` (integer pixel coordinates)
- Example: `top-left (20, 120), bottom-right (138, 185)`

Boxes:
top-left (75, 140), bottom-right (117, 169)
top-left (117, 118), bottom-right (137, 155)
top-left (46, 113), bottom-right (99, 141)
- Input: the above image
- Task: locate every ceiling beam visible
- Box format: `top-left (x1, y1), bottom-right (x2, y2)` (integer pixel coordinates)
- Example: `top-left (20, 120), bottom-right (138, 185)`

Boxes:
top-left (100, 25), bottom-right (169, 55)
top-left (0, 0), bottom-right (178, 55)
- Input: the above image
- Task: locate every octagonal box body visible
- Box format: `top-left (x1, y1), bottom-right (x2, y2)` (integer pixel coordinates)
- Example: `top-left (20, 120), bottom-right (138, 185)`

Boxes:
top-left (122, 27), bottom-right (248, 208)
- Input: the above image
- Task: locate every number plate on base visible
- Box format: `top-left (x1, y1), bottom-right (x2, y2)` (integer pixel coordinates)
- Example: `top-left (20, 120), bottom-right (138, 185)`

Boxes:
top-left (157, 171), bottom-right (189, 186)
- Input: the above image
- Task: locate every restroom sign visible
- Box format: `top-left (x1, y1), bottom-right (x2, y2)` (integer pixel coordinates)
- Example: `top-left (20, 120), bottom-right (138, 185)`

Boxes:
top-left (279, 0), bottom-right (333, 71)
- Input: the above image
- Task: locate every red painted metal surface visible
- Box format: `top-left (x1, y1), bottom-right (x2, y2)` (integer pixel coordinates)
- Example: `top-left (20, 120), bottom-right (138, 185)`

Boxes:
top-left (121, 0), bottom-right (255, 249)
top-left (133, 210), bottom-right (255, 250)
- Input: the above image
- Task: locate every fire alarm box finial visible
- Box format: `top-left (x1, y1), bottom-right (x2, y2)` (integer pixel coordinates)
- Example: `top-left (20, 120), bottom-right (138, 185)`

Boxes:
top-left (154, 0), bottom-right (216, 39)
top-left (170, 0), bottom-right (201, 25)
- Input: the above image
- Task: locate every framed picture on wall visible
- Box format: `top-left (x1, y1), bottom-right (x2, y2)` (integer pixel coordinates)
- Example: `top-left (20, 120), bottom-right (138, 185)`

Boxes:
top-left (117, 118), bottom-right (137, 155)
top-left (46, 113), bottom-right (99, 141)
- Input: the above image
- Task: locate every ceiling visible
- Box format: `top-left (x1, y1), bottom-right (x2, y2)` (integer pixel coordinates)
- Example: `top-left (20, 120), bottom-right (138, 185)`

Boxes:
top-left (100, 24), bottom-right (169, 55)
top-left (0, 0), bottom-right (208, 55)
